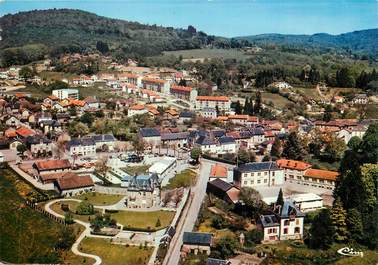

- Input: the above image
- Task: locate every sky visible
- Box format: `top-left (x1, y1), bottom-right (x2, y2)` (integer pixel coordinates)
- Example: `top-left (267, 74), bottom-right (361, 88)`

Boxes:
top-left (0, 0), bottom-right (378, 37)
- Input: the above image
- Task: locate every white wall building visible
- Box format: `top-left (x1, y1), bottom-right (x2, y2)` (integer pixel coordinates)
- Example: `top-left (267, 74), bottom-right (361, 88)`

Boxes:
top-left (52, 89), bottom-right (79, 100)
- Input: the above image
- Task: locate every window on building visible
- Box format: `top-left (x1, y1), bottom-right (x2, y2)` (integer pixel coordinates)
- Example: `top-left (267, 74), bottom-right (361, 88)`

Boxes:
top-left (296, 219), bottom-right (300, 225)
top-left (264, 172), bottom-right (268, 176)
top-left (264, 179), bottom-right (267, 183)
top-left (244, 181), bottom-right (248, 185)
top-left (257, 180), bottom-right (261, 184)
top-left (272, 172), bottom-right (275, 176)
top-left (283, 228), bottom-right (288, 234)
top-left (258, 172), bottom-right (261, 176)
top-left (284, 220), bottom-right (290, 226)
top-left (294, 227), bottom-right (300, 233)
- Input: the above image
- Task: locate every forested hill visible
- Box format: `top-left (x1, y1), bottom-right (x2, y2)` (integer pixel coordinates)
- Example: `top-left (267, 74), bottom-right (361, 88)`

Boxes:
top-left (237, 29), bottom-right (378, 56)
top-left (0, 9), bottom-right (243, 66)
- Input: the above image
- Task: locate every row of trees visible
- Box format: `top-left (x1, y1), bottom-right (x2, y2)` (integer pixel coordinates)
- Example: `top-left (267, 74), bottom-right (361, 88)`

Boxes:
top-left (310, 123), bottom-right (378, 250)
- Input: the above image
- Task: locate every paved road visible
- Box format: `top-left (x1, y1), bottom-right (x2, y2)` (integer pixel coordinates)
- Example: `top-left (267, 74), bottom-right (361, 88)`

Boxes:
top-left (165, 159), bottom-right (212, 265)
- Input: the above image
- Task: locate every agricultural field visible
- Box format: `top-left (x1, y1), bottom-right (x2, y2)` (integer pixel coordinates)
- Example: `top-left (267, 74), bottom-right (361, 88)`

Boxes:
top-left (80, 237), bottom-right (153, 265)
top-left (261, 92), bottom-right (292, 109)
top-left (0, 168), bottom-right (82, 264)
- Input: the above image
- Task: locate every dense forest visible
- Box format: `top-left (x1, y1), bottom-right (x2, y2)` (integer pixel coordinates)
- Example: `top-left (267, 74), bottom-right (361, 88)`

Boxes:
top-left (0, 9), bottom-right (250, 66)
top-left (238, 29), bottom-right (378, 58)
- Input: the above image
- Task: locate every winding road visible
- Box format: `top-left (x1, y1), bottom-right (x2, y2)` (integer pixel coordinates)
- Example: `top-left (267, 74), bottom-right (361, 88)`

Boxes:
top-left (45, 199), bottom-right (102, 265)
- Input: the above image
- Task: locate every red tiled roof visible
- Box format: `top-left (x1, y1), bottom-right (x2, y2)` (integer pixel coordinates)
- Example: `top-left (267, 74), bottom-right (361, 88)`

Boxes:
top-left (16, 127), bottom-right (36, 138)
top-left (34, 159), bottom-right (71, 171)
top-left (118, 73), bottom-right (138, 79)
top-left (304, 168), bottom-right (339, 181)
top-left (210, 164), bottom-right (228, 178)
top-left (142, 77), bottom-right (166, 84)
top-left (196, 96), bottom-right (230, 102)
top-left (56, 174), bottom-right (94, 190)
top-left (277, 159), bottom-right (312, 171)
top-left (5, 128), bottom-right (17, 138)
top-left (171, 85), bottom-right (192, 92)
top-left (129, 104), bottom-right (145, 111)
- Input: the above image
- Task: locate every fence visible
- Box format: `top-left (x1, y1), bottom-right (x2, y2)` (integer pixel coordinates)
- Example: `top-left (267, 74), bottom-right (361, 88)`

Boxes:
top-left (26, 200), bottom-right (69, 225)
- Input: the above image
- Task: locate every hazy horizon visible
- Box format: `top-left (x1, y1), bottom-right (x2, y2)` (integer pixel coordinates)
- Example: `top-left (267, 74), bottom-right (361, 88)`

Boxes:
top-left (1, 0), bottom-right (378, 37)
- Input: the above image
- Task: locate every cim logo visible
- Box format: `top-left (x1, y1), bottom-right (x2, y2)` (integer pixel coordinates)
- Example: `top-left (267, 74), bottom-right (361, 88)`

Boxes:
top-left (337, 247), bottom-right (363, 257)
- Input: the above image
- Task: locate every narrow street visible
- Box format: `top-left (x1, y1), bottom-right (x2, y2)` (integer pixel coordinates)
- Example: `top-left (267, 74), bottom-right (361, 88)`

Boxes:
top-left (165, 159), bottom-right (212, 265)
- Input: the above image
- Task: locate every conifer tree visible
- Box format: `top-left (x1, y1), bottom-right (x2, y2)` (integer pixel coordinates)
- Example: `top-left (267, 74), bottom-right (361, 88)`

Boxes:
top-left (330, 198), bottom-right (348, 242)
top-left (270, 136), bottom-right (282, 158)
top-left (276, 188), bottom-right (284, 207)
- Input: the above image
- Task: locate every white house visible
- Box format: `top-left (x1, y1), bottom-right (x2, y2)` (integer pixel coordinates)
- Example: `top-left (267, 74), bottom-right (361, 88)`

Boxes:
top-left (233, 161), bottom-right (284, 188)
top-left (67, 138), bottom-right (96, 156)
top-left (258, 200), bottom-right (304, 242)
top-left (195, 96), bottom-right (231, 112)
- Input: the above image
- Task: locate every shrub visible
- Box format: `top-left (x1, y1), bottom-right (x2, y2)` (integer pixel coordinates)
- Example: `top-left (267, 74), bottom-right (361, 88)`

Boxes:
top-left (76, 201), bottom-right (95, 215)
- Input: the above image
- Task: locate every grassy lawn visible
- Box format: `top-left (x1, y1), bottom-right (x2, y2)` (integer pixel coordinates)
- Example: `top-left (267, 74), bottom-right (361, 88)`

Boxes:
top-left (123, 165), bottom-right (151, 176)
top-left (111, 210), bottom-right (175, 231)
top-left (163, 48), bottom-right (251, 60)
top-left (80, 237), bottom-right (153, 265)
top-left (261, 92), bottom-right (292, 109)
top-left (366, 104), bottom-right (378, 119)
top-left (164, 169), bottom-right (197, 190)
top-left (306, 157), bottom-right (340, 171)
top-left (0, 168), bottom-right (82, 264)
top-left (72, 192), bottom-right (124, 206)
top-left (50, 200), bottom-right (101, 223)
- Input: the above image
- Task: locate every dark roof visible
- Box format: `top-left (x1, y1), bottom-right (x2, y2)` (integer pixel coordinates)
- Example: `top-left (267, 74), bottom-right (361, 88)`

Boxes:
top-left (236, 161), bottom-right (280, 172)
top-left (139, 128), bottom-right (161, 137)
top-left (67, 138), bottom-right (95, 148)
top-left (161, 132), bottom-right (189, 141)
top-left (211, 130), bottom-right (226, 138)
top-left (280, 200), bottom-right (305, 218)
top-left (179, 111), bottom-right (195, 118)
top-left (183, 232), bottom-right (212, 246)
top-left (259, 214), bottom-right (280, 227)
top-left (218, 136), bottom-right (235, 144)
top-left (208, 178), bottom-right (233, 192)
top-left (195, 136), bottom-right (217, 146)
top-left (128, 174), bottom-right (159, 192)
top-left (248, 127), bottom-right (265, 135)
top-left (207, 258), bottom-right (229, 265)
top-left (25, 135), bottom-right (51, 145)
top-left (91, 134), bottom-right (116, 142)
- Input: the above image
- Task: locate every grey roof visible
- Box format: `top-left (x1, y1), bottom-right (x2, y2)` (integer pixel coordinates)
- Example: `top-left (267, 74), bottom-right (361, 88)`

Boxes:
top-left (179, 111), bottom-right (195, 118)
top-left (25, 135), bottom-right (51, 145)
top-left (236, 162), bottom-right (280, 172)
top-left (280, 200), bottom-right (305, 218)
top-left (67, 138), bottom-right (95, 148)
top-left (218, 136), bottom-right (235, 145)
top-left (208, 178), bottom-right (233, 192)
top-left (139, 128), bottom-right (161, 137)
top-left (212, 130), bottom-right (226, 138)
top-left (128, 173), bottom-right (159, 192)
top-left (161, 132), bottom-right (189, 141)
top-left (91, 134), bottom-right (116, 142)
top-left (196, 136), bottom-right (217, 146)
top-left (248, 127), bottom-right (265, 135)
top-left (183, 232), bottom-right (212, 246)
top-left (259, 214), bottom-right (280, 227)
top-left (207, 258), bottom-right (229, 265)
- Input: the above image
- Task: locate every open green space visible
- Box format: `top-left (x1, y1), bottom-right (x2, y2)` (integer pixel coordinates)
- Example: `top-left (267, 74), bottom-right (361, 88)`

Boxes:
top-left (261, 92), bottom-right (292, 109)
top-left (80, 237), bottom-right (153, 265)
top-left (50, 200), bottom-right (101, 223)
top-left (0, 168), bottom-right (83, 264)
top-left (72, 192), bottom-right (124, 206)
top-left (123, 164), bottom-right (151, 176)
top-left (366, 104), bottom-right (378, 119)
top-left (111, 210), bottom-right (175, 231)
top-left (164, 169), bottom-right (197, 190)
top-left (163, 48), bottom-right (251, 60)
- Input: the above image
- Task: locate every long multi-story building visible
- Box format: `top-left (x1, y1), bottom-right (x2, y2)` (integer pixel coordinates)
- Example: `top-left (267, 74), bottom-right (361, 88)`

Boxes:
top-left (170, 85), bottom-right (198, 102)
top-left (141, 77), bottom-right (170, 94)
top-left (195, 96), bottom-right (231, 112)
top-left (52, 89), bottom-right (79, 100)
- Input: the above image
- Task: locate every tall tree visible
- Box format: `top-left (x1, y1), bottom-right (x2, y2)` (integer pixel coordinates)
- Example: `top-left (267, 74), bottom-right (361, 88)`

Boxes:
top-left (282, 131), bottom-right (306, 160)
top-left (254, 91), bottom-right (262, 114)
top-left (346, 208), bottom-right (363, 243)
top-left (330, 198), bottom-right (348, 242)
top-left (270, 136), bottom-right (282, 158)
top-left (309, 209), bottom-right (334, 249)
top-left (276, 188), bottom-right (284, 207)
top-left (234, 100), bottom-right (242, 114)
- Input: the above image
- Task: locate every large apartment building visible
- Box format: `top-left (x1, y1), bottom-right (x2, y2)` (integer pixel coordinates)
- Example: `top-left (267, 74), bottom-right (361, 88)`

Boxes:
top-left (52, 89), bottom-right (79, 100)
